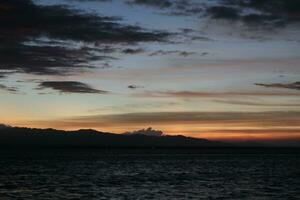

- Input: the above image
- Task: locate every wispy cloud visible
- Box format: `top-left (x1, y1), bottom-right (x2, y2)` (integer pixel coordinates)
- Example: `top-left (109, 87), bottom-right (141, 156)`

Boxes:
top-left (148, 50), bottom-right (196, 57)
top-left (0, 84), bottom-right (19, 94)
top-left (36, 81), bottom-right (108, 94)
top-left (135, 90), bottom-right (300, 98)
top-left (214, 99), bottom-right (300, 107)
top-left (64, 111), bottom-right (300, 126)
top-left (255, 82), bottom-right (300, 91)
top-left (87, 101), bottom-right (179, 113)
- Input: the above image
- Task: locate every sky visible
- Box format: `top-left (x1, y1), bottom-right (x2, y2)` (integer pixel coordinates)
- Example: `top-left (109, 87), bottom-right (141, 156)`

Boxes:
top-left (0, 0), bottom-right (300, 142)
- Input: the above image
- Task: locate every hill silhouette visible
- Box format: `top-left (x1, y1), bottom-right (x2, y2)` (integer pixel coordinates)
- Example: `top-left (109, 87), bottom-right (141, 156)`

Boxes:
top-left (0, 125), bottom-right (227, 148)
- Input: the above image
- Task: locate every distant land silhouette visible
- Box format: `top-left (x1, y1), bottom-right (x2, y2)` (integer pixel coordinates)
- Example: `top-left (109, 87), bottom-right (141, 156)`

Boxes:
top-left (0, 125), bottom-right (228, 148)
top-left (0, 124), bottom-right (299, 148)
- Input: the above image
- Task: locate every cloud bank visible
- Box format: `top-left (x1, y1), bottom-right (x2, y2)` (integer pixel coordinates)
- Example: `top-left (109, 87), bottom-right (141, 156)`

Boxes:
top-left (0, 0), bottom-right (171, 76)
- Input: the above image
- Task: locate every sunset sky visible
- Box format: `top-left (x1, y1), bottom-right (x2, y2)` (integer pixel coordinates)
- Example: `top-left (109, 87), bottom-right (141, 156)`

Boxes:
top-left (0, 0), bottom-right (300, 142)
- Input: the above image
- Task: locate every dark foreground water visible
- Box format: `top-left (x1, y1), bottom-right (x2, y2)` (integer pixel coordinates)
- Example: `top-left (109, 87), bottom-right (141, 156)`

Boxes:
top-left (0, 149), bottom-right (299, 200)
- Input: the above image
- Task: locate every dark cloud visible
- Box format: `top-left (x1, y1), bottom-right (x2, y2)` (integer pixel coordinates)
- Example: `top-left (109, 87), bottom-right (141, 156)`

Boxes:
top-left (167, 0), bottom-right (204, 16)
top-left (149, 50), bottom-right (196, 57)
top-left (122, 48), bottom-right (145, 54)
top-left (0, 0), bottom-right (171, 76)
top-left (207, 6), bottom-right (239, 20)
top-left (0, 0), bottom-right (169, 42)
top-left (180, 28), bottom-right (196, 34)
top-left (67, 0), bottom-right (110, 2)
top-left (255, 82), bottom-right (300, 90)
top-left (190, 36), bottom-right (214, 41)
top-left (0, 70), bottom-right (19, 79)
top-left (126, 0), bottom-right (173, 9)
top-left (37, 81), bottom-right (108, 94)
top-left (0, 72), bottom-right (9, 79)
top-left (124, 0), bottom-right (204, 17)
top-left (128, 84), bottom-right (144, 89)
top-left (0, 84), bottom-right (19, 94)
top-left (0, 44), bottom-right (110, 76)
top-left (206, 0), bottom-right (300, 27)
top-left (125, 0), bottom-right (300, 29)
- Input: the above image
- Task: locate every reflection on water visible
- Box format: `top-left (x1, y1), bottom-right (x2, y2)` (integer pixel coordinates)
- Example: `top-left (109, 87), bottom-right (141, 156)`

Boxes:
top-left (0, 149), bottom-right (299, 200)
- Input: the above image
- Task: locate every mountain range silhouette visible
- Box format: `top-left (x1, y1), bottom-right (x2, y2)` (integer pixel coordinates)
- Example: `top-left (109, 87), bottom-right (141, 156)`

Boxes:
top-left (0, 125), bottom-right (227, 148)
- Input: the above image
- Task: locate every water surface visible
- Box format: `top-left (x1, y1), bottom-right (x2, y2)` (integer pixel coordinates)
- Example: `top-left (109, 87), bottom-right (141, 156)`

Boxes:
top-left (0, 149), bottom-right (299, 199)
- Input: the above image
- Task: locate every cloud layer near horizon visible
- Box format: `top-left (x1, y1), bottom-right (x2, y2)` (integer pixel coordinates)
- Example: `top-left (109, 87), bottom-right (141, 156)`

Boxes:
top-left (29, 111), bottom-right (299, 129)
top-left (23, 111), bottom-right (300, 141)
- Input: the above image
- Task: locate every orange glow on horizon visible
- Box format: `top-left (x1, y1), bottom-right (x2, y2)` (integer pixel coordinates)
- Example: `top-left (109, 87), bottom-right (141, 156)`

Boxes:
top-left (4, 119), bottom-right (300, 143)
